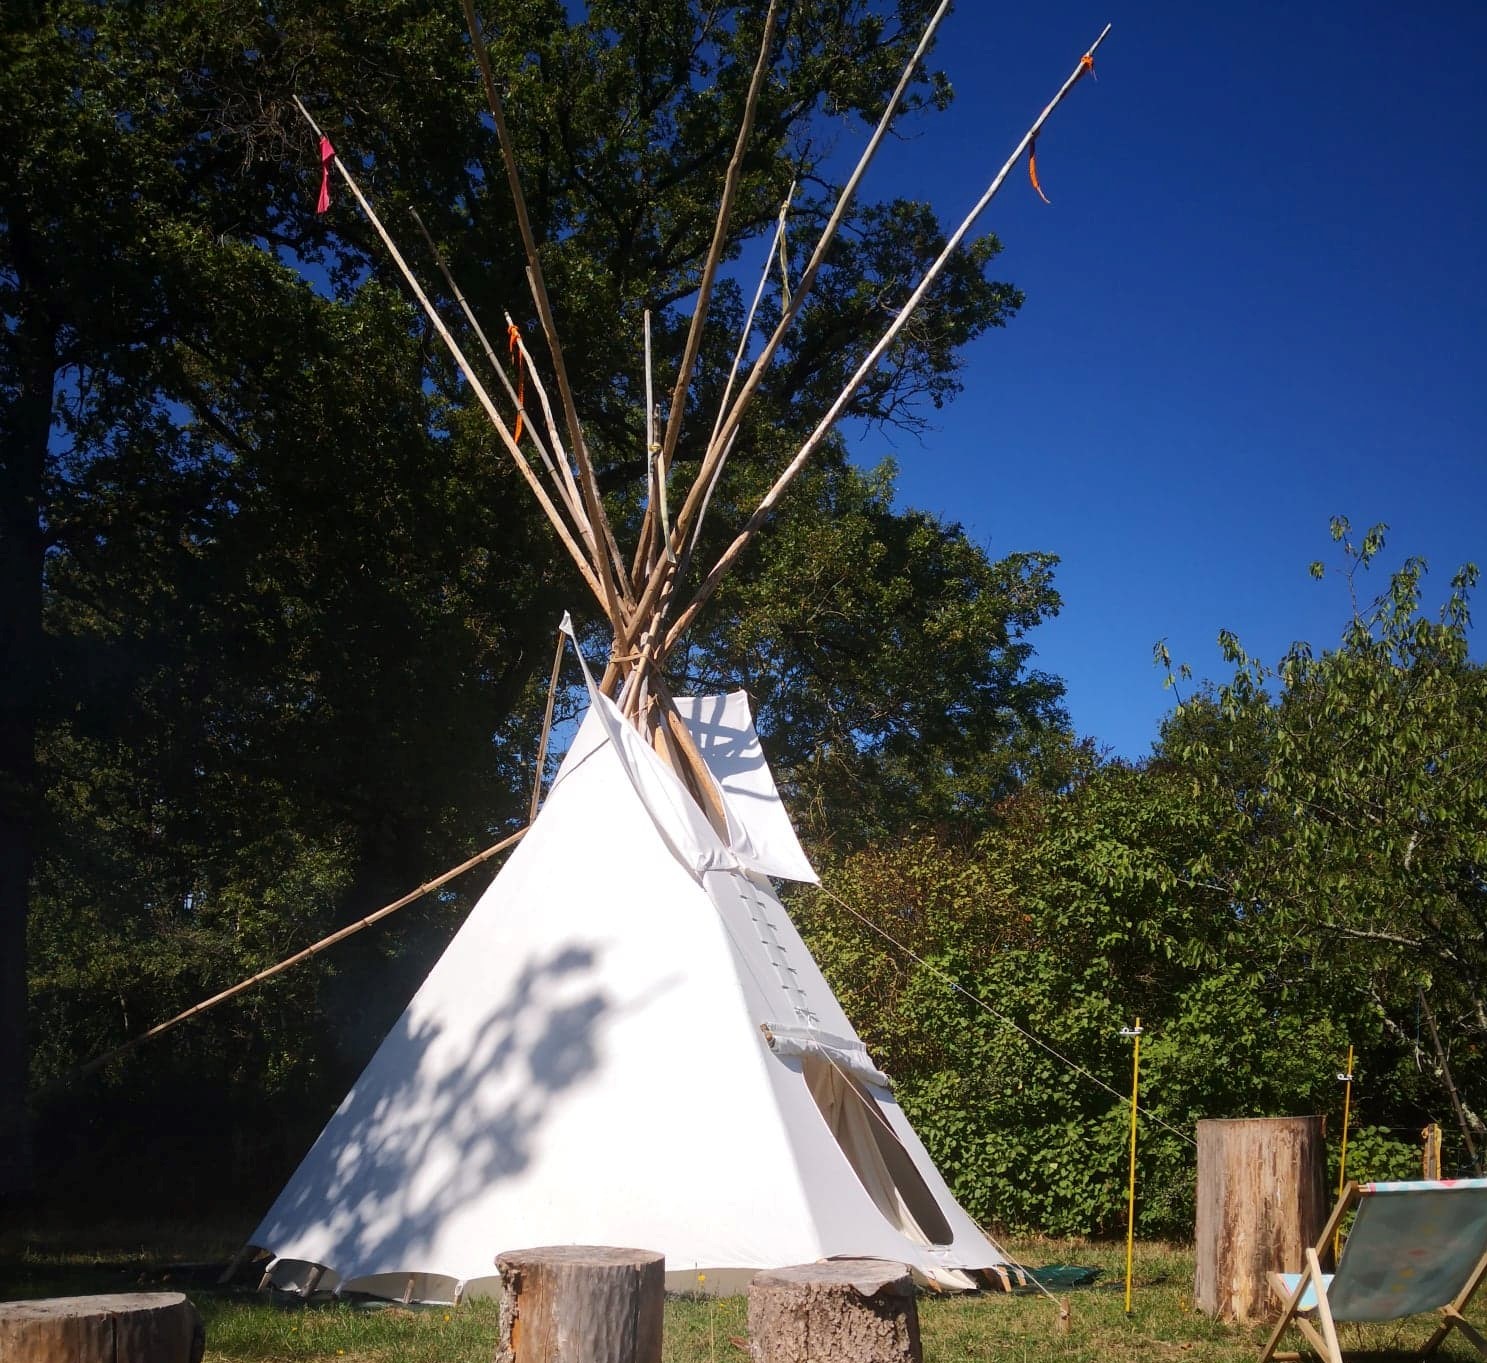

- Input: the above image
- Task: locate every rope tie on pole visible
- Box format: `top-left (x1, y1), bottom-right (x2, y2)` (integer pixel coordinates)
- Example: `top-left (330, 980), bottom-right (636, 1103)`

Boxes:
top-left (608, 647), bottom-right (648, 666)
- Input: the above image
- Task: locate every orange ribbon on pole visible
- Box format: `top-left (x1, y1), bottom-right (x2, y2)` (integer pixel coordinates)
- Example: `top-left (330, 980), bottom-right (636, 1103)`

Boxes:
top-left (1028, 140), bottom-right (1052, 204)
top-left (1030, 52), bottom-right (1096, 204)
top-left (507, 323), bottom-right (526, 442)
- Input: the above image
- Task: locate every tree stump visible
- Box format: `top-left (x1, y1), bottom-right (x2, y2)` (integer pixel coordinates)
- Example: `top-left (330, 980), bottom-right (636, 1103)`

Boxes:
top-left (494, 1246), bottom-right (664, 1363)
top-left (1194, 1116), bottom-right (1327, 1323)
top-left (747, 1260), bottom-right (921, 1363)
top-left (0, 1292), bottom-right (205, 1363)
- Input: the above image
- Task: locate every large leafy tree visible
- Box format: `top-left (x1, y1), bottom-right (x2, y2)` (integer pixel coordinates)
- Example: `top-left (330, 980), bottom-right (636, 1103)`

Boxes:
top-left (793, 523), bottom-right (1483, 1233)
top-left (684, 459), bottom-right (1067, 846)
top-left (794, 755), bottom-right (1353, 1237)
top-left (3, 0), bottom-right (1062, 1201)
top-left (1166, 520), bottom-right (1486, 1169)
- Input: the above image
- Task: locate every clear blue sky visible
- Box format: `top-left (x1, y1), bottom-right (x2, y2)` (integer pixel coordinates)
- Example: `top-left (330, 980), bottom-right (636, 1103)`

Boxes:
top-left (842, 1), bottom-right (1486, 760)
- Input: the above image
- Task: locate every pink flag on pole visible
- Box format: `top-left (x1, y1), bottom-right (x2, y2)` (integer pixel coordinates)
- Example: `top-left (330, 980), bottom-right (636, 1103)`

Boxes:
top-left (316, 137), bottom-right (334, 213)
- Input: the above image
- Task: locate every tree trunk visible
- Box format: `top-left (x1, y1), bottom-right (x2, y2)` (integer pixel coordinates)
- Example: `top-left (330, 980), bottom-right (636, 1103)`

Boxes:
top-left (0, 308), bottom-right (54, 1201)
top-left (0, 1292), bottom-right (204, 1363)
top-left (1194, 1116), bottom-right (1327, 1323)
top-left (494, 1246), bottom-right (664, 1363)
top-left (747, 1260), bottom-right (921, 1363)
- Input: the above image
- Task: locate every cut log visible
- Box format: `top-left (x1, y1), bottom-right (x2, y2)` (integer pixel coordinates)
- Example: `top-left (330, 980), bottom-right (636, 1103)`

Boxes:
top-left (494, 1245), bottom-right (664, 1363)
top-left (747, 1260), bottom-right (921, 1363)
top-left (0, 1292), bottom-right (204, 1363)
top-left (1194, 1115), bottom-right (1327, 1323)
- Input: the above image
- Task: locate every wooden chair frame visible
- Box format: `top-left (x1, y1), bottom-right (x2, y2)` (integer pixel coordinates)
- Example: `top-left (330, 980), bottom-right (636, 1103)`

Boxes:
top-left (1260, 1181), bottom-right (1487, 1363)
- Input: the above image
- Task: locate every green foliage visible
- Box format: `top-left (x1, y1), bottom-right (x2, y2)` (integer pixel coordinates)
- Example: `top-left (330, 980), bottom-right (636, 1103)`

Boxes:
top-left (1338, 1125), bottom-right (1421, 1186)
top-left (796, 522), bottom-right (1482, 1234)
top-left (795, 760), bottom-right (1349, 1236)
top-left (1165, 519), bottom-right (1485, 1173)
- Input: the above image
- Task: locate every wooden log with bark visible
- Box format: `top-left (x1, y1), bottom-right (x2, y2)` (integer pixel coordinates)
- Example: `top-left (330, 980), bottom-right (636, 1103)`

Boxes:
top-left (1194, 1115), bottom-right (1328, 1323)
top-left (747, 1260), bottom-right (921, 1363)
top-left (494, 1245), bottom-right (664, 1363)
top-left (0, 1292), bottom-right (205, 1363)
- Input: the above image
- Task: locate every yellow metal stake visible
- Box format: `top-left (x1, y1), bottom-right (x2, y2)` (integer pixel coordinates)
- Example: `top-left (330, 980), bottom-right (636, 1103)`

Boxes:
top-left (1121, 1018), bottom-right (1143, 1314)
top-left (1334, 1044), bottom-right (1354, 1263)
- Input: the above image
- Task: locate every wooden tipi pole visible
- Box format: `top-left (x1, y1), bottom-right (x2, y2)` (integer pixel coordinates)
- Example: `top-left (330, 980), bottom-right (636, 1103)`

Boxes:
top-left (664, 25), bottom-right (1111, 651)
top-left (614, 0), bottom-right (955, 661)
top-left (289, 98), bottom-right (607, 610)
top-left (62, 825), bottom-right (529, 1084)
top-left (632, 0), bottom-right (781, 584)
top-left (407, 207), bottom-right (592, 544)
top-left (674, 0), bottom-right (955, 552)
top-left (460, 0), bottom-right (633, 626)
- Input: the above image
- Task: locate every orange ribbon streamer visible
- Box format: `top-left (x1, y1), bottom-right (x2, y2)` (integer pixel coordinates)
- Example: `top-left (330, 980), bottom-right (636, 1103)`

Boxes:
top-left (1030, 52), bottom-right (1095, 205)
top-left (507, 323), bottom-right (525, 442)
top-left (1029, 140), bottom-right (1052, 205)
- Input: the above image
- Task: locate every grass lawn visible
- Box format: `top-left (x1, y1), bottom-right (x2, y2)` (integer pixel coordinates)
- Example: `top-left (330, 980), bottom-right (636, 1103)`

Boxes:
top-left (2, 1224), bottom-right (1481, 1362)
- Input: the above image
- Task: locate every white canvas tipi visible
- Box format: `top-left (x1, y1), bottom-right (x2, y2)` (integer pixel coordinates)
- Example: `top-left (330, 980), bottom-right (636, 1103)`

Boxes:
top-left (248, 1), bottom-right (1104, 1304)
top-left (249, 636), bottom-right (1010, 1299)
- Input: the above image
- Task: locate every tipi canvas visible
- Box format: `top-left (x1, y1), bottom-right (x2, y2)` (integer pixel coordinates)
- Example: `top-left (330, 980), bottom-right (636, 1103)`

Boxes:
top-left (245, 1), bottom-right (1107, 1304)
top-left (249, 656), bottom-right (1010, 1299)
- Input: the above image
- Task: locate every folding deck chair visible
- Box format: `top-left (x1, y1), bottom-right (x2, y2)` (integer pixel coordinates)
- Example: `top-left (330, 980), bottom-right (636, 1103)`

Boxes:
top-left (1259, 1178), bottom-right (1487, 1363)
